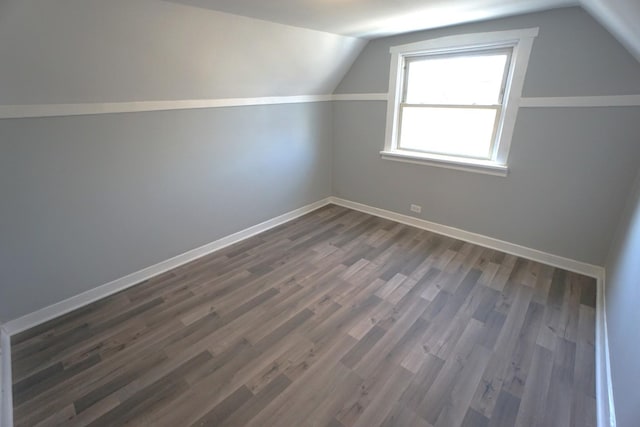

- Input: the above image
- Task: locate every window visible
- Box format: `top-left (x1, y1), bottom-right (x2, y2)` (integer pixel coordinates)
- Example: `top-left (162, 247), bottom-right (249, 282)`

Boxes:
top-left (382, 28), bottom-right (539, 176)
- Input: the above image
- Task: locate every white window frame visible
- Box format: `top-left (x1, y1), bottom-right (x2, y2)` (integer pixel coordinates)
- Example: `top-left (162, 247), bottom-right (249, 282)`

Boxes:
top-left (382, 28), bottom-right (539, 176)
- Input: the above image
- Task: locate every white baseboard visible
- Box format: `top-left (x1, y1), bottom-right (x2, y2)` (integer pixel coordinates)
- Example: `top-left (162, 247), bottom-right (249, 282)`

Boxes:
top-left (329, 197), bottom-right (616, 426)
top-left (1, 195), bottom-right (615, 427)
top-left (330, 197), bottom-right (617, 426)
top-left (2, 198), bottom-right (331, 336)
top-left (0, 326), bottom-right (13, 427)
top-left (329, 197), bottom-right (604, 279)
top-left (596, 277), bottom-right (617, 427)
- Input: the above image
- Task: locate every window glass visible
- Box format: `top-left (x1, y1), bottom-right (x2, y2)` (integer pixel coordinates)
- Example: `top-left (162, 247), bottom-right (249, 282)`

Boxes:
top-left (404, 52), bottom-right (510, 106)
top-left (399, 107), bottom-right (497, 158)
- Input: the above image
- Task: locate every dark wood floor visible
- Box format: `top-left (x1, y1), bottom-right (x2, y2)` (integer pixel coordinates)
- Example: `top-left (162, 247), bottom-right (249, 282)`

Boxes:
top-left (11, 205), bottom-right (597, 427)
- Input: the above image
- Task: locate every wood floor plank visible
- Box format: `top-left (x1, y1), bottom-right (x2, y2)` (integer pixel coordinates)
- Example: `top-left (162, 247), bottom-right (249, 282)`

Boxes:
top-left (381, 402), bottom-right (433, 427)
top-left (189, 385), bottom-right (253, 427)
top-left (514, 344), bottom-right (554, 427)
top-left (542, 337), bottom-right (577, 427)
top-left (12, 205), bottom-right (596, 427)
top-left (217, 373), bottom-right (292, 427)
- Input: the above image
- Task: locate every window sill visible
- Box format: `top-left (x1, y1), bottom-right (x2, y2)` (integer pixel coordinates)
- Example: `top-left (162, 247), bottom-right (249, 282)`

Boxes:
top-left (379, 150), bottom-right (509, 177)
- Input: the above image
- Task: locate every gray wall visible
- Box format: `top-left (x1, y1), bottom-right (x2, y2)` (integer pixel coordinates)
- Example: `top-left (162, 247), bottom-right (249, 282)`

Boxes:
top-left (0, 103), bottom-right (333, 321)
top-left (332, 7), bottom-right (640, 265)
top-left (0, 0), bottom-right (354, 322)
top-left (605, 169), bottom-right (640, 427)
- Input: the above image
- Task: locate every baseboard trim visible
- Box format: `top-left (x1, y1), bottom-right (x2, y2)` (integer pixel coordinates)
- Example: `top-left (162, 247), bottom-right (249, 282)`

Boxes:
top-left (2, 195), bottom-right (614, 427)
top-left (596, 277), bottom-right (617, 427)
top-left (329, 197), bottom-right (604, 279)
top-left (330, 197), bottom-right (616, 426)
top-left (2, 198), bottom-right (332, 336)
top-left (0, 326), bottom-right (13, 427)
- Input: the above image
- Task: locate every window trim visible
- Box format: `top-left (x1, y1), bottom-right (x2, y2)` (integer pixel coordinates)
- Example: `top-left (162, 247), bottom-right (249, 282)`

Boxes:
top-left (382, 27), bottom-right (539, 176)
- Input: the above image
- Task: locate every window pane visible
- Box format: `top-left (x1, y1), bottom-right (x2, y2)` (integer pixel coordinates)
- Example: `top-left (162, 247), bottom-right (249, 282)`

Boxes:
top-left (405, 52), bottom-right (509, 105)
top-left (399, 107), bottom-right (498, 158)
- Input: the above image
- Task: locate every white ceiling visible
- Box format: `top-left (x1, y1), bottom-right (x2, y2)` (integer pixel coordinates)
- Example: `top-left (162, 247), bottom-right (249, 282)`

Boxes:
top-left (167, 0), bottom-right (640, 61)
top-left (170, 0), bottom-right (576, 38)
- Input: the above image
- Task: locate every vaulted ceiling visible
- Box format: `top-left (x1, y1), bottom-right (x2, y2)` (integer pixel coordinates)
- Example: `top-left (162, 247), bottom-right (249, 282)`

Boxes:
top-left (167, 0), bottom-right (640, 60)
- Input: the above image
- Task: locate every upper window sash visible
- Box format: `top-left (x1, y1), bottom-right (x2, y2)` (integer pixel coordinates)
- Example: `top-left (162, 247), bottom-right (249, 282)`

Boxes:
top-left (382, 27), bottom-right (539, 175)
top-left (400, 47), bottom-right (513, 108)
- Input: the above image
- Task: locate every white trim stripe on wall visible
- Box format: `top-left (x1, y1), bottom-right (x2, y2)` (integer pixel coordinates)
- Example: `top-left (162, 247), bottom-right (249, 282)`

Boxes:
top-left (2, 93), bottom-right (639, 119)
top-left (0, 94), bottom-right (388, 119)
top-left (331, 93), bottom-right (388, 102)
top-left (520, 94), bottom-right (640, 108)
top-left (0, 95), bottom-right (332, 119)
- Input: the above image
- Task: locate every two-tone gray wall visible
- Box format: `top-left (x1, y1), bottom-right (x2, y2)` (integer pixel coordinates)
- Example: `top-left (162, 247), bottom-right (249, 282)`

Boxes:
top-left (2, 2), bottom-right (640, 342)
top-left (605, 169), bottom-right (640, 427)
top-left (333, 7), bottom-right (640, 265)
top-left (0, 0), bottom-right (361, 322)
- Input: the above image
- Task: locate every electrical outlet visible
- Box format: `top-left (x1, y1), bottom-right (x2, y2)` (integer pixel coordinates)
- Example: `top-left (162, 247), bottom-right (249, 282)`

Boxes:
top-left (410, 204), bottom-right (422, 213)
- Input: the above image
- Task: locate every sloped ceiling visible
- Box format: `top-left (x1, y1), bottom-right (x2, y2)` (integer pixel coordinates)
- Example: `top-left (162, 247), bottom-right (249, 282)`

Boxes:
top-left (0, 0), bottom-right (366, 104)
top-left (1, 0), bottom-right (637, 105)
top-left (168, 0), bottom-right (640, 61)
top-left (170, 0), bottom-right (576, 37)
top-left (581, 0), bottom-right (640, 61)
